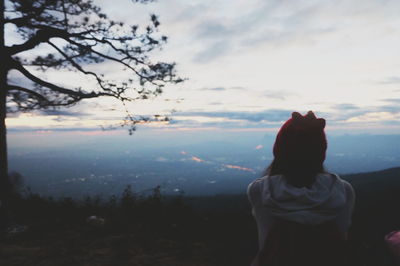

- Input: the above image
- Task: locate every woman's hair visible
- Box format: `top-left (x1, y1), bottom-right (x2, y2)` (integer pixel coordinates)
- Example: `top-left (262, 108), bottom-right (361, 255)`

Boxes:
top-left (264, 111), bottom-right (327, 188)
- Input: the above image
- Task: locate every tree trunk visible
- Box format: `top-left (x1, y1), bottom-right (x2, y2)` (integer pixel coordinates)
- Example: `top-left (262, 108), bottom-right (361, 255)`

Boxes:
top-left (0, 82), bottom-right (8, 202)
top-left (0, 0), bottom-right (10, 202)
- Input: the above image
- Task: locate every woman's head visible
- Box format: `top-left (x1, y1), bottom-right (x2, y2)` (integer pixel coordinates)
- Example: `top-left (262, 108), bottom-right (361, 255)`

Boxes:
top-left (267, 111), bottom-right (327, 187)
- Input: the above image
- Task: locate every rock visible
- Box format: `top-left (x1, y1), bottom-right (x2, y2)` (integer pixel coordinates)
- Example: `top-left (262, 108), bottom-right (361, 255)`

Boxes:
top-left (86, 215), bottom-right (105, 226)
top-left (6, 224), bottom-right (28, 235)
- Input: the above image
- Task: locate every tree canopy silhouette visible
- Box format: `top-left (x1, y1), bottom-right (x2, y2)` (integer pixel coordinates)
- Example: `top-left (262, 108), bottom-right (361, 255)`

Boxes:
top-left (0, 0), bottom-right (182, 201)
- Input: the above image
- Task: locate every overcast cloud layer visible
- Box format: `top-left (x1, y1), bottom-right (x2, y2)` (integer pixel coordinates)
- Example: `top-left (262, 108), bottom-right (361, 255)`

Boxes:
top-left (6, 0), bottom-right (400, 133)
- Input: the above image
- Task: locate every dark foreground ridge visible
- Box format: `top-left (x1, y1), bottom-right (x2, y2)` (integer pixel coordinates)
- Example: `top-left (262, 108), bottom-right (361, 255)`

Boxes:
top-left (0, 168), bottom-right (399, 266)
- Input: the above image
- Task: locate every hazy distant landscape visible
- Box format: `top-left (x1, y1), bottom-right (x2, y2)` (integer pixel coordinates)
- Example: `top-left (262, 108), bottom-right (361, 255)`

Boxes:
top-left (7, 130), bottom-right (400, 198)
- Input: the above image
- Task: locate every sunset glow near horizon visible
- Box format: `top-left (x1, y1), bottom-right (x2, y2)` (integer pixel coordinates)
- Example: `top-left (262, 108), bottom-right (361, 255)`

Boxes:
top-left (5, 0), bottom-right (400, 135)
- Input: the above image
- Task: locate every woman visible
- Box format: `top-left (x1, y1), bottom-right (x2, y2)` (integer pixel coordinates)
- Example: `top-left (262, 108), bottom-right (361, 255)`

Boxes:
top-left (248, 111), bottom-right (355, 266)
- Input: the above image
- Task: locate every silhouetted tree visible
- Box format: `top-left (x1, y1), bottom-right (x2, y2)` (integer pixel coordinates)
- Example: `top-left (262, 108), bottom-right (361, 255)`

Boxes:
top-left (0, 0), bottom-right (182, 203)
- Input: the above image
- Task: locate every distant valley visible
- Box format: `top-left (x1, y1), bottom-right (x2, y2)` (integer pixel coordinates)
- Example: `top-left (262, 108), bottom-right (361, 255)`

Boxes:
top-left (7, 132), bottom-right (400, 198)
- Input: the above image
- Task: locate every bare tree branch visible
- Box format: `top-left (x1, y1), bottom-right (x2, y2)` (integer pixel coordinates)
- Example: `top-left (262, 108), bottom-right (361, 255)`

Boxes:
top-left (4, 16), bottom-right (33, 25)
top-left (65, 38), bottom-right (156, 86)
top-left (7, 85), bottom-right (49, 103)
top-left (10, 59), bottom-right (113, 100)
top-left (6, 26), bottom-right (94, 55)
top-left (7, 27), bottom-right (68, 55)
top-left (47, 40), bottom-right (108, 91)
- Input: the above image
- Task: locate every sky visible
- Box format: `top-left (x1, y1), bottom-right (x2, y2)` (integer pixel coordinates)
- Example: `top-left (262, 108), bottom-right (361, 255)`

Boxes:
top-left (5, 0), bottom-right (400, 135)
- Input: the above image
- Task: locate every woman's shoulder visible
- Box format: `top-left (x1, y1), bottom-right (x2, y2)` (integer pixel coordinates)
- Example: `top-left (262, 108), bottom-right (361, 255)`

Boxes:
top-left (247, 177), bottom-right (265, 196)
top-left (247, 176), bottom-right (268, 205)
top-left (247, 175), bottom-right (284, 205)
top-left (321, 172), bottom-right (355, 199)
top-left (247, 175), bottom-right (278, 192)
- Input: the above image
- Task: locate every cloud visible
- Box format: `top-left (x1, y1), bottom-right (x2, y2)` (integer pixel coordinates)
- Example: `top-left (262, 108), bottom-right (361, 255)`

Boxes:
top-left (192, 40), bottom-right (231, 63)
top-left (381, 98), bottom-right (400, 104)
top-left (345, 112), bottom-right (400, 123)
top-left (261, 90), bottom-right (294, 100)
top-left (37, 110), bottom-right (89, 117)
top-left (209, 102), bottom-right (223, 105)
top-left (8, 0), bottom-right (400, 134)
top-left (188, 0), bottom-right (339, 62)
top-left (378, 99), bottom-right (400, 113)
top-left (199, 87), bottom-right (226, 91)
top-left (230, 86), bottom-right (247, 90)
top-left (379, 105), bottom-right (400, 113)
top-left (198, 86), bottom-right (247, 92)
top-left (169, 104), bottom-right (399, 128)
top-left (326, 100), bottom-right (400, 124)
top-left (172, 108), bottom-right (388, 128)
top-left (174, 109), bottom-right (291, 123)
top-left (7, 127), bottom-right (108, 132)
top-left (181, 0), bottom-right (400, 63)
top-left (377, 76), bottom-right (400, 84)
top-left (326, 101), bottom-right (399, 122)
top-left (194, 20), bottom-right (233, 39)
top-left (331, 103), bottom-right (360, 111)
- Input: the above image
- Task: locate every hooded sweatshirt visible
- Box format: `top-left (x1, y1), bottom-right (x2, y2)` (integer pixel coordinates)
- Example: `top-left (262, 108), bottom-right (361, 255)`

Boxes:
top-left (247, 172), bottom-right (355, 248)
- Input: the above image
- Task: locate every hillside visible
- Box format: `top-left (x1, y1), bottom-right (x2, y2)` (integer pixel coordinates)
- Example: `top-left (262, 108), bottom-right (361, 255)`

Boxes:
top-left (0, 168), bottom-right (399, 266)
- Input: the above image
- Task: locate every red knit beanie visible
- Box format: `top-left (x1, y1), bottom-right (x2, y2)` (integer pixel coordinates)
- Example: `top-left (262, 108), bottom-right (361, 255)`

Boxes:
top-left (273, 111), bottom-right (327, 164)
